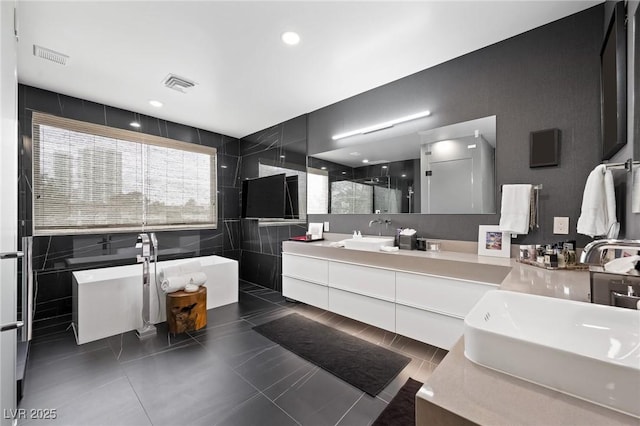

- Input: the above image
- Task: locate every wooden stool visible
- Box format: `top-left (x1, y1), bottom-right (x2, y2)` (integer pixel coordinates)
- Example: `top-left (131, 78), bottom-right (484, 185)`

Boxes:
top-left (166, 286), bottom-right (207, 334)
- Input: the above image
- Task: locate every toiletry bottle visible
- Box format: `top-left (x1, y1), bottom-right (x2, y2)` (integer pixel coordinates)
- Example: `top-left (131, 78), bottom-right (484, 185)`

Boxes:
top-left (353, 230), bottom-right (358, 238)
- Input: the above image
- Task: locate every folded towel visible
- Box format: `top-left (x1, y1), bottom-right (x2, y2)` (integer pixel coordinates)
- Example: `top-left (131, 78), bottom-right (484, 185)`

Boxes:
top-left (331, 241), bottom-right (346, 248)
top-left (160, 260), bottom-right (203, 281)
top-left (161, 272), bottom-right (207, 293)
top-left (577, 165), bottom-right (619, 238)
top-left (604, 255), bottom-right (640, 275)
top-left (499, 184), bottom-right (532, 234)
top-left (380, 246), bottom-right (399, 252)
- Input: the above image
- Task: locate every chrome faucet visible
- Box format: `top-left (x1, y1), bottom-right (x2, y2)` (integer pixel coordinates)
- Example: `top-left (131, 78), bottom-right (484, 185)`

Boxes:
top-left (369, 219), bottom-right (383, 227)
top-left (580, 239), bottom-right (640, 271)
top-left (135, 233), bottom-right (157, 340)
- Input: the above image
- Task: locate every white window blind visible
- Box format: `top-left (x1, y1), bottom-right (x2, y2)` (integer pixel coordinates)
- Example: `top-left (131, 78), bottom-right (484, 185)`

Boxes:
top-left (32, 112), bottom-right (217, 235)
top-left (307, 168), bottom-right (328, 214)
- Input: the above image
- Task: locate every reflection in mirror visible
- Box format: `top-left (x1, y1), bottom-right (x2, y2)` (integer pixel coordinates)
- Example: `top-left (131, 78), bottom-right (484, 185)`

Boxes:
top-left (307, 115), bottom-right (496, 214)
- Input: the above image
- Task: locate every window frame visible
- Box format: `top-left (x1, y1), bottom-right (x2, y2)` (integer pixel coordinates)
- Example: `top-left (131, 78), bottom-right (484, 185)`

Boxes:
top-left (31, 112), bottom-right (218, 235)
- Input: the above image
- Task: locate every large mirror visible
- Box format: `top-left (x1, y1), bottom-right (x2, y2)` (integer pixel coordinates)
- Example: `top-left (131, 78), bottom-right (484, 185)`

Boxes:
top-left (307, 115), bottom-right (496, 214)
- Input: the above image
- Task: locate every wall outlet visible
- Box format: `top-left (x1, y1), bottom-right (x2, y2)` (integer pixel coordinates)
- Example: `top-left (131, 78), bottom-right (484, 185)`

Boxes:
top-left (323, 221), bottom-right (330, 232)
top-left (553, 217), bottom-right (569, 234)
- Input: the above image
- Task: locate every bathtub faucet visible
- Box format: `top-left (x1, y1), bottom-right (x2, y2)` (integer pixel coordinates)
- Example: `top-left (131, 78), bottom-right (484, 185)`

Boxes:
top-left (135, 233), bottom-right (157, 340)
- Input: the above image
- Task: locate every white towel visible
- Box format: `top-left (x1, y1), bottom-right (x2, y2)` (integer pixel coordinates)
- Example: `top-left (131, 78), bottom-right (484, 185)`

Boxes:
top-left (161, 272), bottom-right (207, 293)
top-left (577, 165), bottom-right (619, 238)
top-left (159, 260), bottom-right (203, 281)
top-left (499, 184), bottom-right (532, 235)
top-left (604, 255), bottom-right (640, 275)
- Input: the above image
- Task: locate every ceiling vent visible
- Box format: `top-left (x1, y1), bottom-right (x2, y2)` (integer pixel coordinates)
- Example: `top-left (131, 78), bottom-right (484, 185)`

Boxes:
top-left (162, 74), bottom-right (196, 93)
top-left (33, 45), bottom-right (69, 66)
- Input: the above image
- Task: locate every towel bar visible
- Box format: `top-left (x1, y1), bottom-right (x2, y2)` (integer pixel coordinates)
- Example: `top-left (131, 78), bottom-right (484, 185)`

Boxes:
top-left (499, 184), bottom-right (542, 230)
top-left (602, 158), bottom-right (639, 172)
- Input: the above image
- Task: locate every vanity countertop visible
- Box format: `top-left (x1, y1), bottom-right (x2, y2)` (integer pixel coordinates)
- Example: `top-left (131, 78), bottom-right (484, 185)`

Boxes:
top-left (417, 338), bottom-right (638, 426)
top-left (282, 235), bottom-right (590, 302)
top-left (282, 234), bottom-right (640, 424)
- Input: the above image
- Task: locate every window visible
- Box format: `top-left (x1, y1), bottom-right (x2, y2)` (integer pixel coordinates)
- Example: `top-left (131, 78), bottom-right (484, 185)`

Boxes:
top-left (32, 112), bottom-right (217, 235)
top-left (307, 167), bottom-right (329, 214)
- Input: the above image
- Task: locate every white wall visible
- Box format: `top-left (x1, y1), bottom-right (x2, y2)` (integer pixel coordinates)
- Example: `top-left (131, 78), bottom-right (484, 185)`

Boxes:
top-left (0, 1), bottom-right (18, 423)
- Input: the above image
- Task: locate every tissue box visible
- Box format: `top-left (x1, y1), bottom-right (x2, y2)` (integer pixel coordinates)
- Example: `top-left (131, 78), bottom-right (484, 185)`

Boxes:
top-left (399, 235), bottom-right (417, 250)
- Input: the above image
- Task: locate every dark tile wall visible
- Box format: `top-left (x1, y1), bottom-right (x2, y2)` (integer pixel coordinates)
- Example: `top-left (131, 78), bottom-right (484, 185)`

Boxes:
top-left (18, 85), bottom-right (242, 337)
top-left (238, 115), bottom-right (308, 291)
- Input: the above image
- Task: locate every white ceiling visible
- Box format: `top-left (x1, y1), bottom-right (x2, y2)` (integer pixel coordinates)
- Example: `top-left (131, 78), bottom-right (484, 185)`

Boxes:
top-left (17, 1), bottom-right (601, 139)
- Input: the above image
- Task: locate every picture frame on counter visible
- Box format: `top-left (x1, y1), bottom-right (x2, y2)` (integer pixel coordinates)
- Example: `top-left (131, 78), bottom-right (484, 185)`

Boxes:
top-left (477, 225), bottom-right (511, 258)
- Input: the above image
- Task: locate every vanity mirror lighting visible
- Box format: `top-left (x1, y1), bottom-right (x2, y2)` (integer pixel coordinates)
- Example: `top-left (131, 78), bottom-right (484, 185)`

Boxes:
top-left (308, 115), bottom-right (496, 215)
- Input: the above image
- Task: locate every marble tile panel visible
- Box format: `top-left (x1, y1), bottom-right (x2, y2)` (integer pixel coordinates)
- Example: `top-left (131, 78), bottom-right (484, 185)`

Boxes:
top-left (19, 347), bottom-right (124, 411)
top-left (122, 344), bottom-right (257, 426)
top-left (218, 153), bottom-right (241, 188)
top-left (214, 393), bottom-right (298, 426)
top-left (19, 377), bottom-right (151, 426)
top-left (239, 250), bottom-right (280, 290)
top-left (195, 326), bottom-right (278, 368)
top-left (232, 344), bottom-right (313, 392)
top-left (106, 323), bottom-right (197, 364)
top-left (270, 366), bottom-right (364, 425)
top-left (335, 393), bottom-right (388, 426)
top-left (26, 329), bottom-right (109, 369)
top-left (221, 185), bottom-right (240, 219)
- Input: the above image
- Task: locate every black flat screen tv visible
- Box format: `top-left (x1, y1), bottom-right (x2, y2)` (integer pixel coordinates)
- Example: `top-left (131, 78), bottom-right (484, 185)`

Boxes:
top-left (242, 174), bottom-right (286, 218)
top-left (600, 1), bottom-right (627, 160)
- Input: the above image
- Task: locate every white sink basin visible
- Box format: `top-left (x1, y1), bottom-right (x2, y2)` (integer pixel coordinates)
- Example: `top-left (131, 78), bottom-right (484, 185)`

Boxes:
top-left (464, 290), bottom-right (640, 418)
top-left (342, 236), bottom-right (395, 252)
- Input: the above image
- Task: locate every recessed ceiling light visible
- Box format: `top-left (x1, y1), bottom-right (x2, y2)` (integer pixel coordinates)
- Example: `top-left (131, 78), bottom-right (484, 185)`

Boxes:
top-left (362, 159), bottom-right (369, 163)
top-left (149, 100), bottom-right (163, 108)
top-left (401, 174), bottom-right (407, 178)
top-left (281, 31), bottom-right (300, 46)
top-left (129, 121), bottom-right (141, 128)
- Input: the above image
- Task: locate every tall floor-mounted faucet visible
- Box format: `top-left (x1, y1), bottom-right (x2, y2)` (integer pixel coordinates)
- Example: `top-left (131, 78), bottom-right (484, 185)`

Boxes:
top-left (135, 233), bottom-right (157, 340)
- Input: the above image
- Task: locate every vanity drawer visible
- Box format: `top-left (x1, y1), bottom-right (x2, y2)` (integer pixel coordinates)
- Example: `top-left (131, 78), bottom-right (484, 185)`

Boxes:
top-left (395, 304), bottom-right (463, 350)
top-left (328, 287), bottom-right (395, 332)
top-left (328, 262), bottom-right (395, 301)
top-left (396, 272), bottom-right (496, 318)
top-left (282, 254), bottom-right (329, 285)
top-left (283, 276), bottom-right (328, 310)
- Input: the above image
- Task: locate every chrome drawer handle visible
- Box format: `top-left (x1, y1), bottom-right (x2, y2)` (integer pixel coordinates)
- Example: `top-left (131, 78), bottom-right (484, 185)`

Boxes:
top-left (0, 321), bottom-right (24, 332)
top-left (0, 252), bottom-right (23, 259)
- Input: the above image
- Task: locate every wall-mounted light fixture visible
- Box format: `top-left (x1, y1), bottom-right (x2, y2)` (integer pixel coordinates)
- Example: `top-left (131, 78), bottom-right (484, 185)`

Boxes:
top-left (332, 110), bottom-right (431, 141)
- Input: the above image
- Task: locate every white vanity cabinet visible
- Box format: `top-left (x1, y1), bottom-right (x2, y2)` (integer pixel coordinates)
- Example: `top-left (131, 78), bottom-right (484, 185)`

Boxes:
top-left (328, 262), bottom-right (396, 332)
top-left (282, 254), bottom-right (329, 309)
top-left (395, 272), bottom-right (497, 349)
top-left (282, 248), bottom-right (499, 350)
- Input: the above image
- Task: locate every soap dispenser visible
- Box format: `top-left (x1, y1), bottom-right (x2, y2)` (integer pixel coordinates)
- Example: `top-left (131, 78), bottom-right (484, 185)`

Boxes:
top-left (357, 231), bottom-right (362, 238)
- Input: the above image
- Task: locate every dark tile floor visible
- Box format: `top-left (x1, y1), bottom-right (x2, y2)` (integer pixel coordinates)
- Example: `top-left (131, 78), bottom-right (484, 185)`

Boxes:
top-left (18, 281), bottom-right (447, 426)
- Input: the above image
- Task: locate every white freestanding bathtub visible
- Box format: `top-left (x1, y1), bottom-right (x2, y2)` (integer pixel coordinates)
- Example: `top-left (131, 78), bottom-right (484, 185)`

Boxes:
top-left (72, 255), bottom-right (238, 344)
